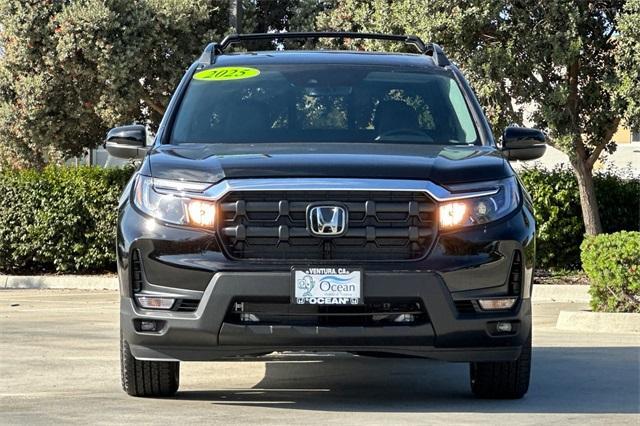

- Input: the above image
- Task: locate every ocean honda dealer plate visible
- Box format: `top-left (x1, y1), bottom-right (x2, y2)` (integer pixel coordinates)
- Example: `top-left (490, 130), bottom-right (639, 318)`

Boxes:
top-left (292, 267), bottom-right (362, 305)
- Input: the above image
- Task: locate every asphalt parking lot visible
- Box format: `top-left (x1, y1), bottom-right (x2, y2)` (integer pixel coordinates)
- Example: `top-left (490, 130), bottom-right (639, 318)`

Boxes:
top-left (1, 290), bottom-right (639, 425)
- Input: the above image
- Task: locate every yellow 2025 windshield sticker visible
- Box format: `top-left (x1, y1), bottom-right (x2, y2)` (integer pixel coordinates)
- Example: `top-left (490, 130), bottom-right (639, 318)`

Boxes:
top-left (193, 67), bottom-right (260, 81)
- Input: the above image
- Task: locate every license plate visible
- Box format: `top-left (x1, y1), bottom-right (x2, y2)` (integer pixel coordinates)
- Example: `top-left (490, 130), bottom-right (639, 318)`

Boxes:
top-left (292, 267), bottom-right (362, 305)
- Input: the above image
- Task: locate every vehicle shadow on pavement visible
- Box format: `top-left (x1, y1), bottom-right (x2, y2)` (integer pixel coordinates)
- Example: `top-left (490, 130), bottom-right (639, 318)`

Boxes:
top-left (176, 346), bottom-right (640, 413)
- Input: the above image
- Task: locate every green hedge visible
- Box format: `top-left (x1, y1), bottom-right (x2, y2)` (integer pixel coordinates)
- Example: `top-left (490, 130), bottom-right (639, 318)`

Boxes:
top-left (0, 165), bottom-right (637, 274)
top-left (0, 166), bottom-right (133, 273)
top-left (581, 231), bottom-right (640, 313)
top-left (520, 167), bottom-right (640, 269)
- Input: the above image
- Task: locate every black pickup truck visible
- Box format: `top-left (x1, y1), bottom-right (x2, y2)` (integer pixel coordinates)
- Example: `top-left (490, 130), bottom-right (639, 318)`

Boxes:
top-left (106, 32), bottom-right (546, 399)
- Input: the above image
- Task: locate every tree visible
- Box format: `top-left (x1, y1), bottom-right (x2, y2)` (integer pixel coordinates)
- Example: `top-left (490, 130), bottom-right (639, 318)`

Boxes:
top-left (230, 0), bottom-right (244, 33)
top-left (615, 0), bottom-right (640, 136)
top-left (244, 0), bottom-right (334, 33)
top-left (0, 0), bottom-right (229, 168)
top-left (318, 0), bottom-right (640, 235)
top-left (0, 1), bottom-right (69, 169)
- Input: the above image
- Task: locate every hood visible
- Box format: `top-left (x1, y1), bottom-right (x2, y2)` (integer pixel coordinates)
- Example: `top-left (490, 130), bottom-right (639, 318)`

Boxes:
top-left (145, 143), bottom-right (512, 186)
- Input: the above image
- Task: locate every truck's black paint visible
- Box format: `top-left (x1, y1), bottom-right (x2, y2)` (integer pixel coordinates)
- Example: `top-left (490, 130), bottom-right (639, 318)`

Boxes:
top-left (146, 144), bottom-right (512, 185)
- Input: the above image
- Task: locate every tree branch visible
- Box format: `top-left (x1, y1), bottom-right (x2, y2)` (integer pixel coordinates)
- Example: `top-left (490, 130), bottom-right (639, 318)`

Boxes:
top-left (606, 285), bottom-right (639, 309)
top-left (565, 58), bottom-right (587, 167)
top-left (586, 117), bottom-right (620, 169)
top-left (567, 59), bottom-right (580, 135)
top-left (142, 97), bottom-right (165, 115)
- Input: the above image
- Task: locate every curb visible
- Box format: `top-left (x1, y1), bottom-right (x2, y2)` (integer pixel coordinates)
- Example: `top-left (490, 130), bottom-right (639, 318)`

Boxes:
top-left (532, 285), bottom-right (590, 303)
top-left (557, 310), bottom-right (640, 334)
top-left (1, 275), bottom-right (118, 290)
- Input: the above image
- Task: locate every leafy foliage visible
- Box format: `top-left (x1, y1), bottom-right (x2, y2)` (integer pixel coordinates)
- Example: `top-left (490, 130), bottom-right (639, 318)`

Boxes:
top-left (0, 0), bottom-right (229, 168)
top-left (246, 0), bottom-right (333, 33)
top-left (520, 167), bottom-right (640, 269)
top-left (0, 166), bottom-right (133, 273)
top-left (614, 0), bottom-right (640, 131)
top-left (581, 231), bottom-right (640, 313)
top-left (0, 1), bottom-right (69, 168)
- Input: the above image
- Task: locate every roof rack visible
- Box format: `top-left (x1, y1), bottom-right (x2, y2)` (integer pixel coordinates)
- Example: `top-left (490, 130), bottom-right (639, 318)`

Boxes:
top-left (424, 43), bottom-right (450, 67)
top-left (198, 32), bottom-right (450, 67)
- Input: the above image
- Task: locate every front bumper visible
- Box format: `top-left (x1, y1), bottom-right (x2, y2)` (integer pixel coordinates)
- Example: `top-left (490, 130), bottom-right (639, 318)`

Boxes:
top-left (118, 186), bottom-right (536, 362)
top-left (122, 271), bottom-right (531, 362)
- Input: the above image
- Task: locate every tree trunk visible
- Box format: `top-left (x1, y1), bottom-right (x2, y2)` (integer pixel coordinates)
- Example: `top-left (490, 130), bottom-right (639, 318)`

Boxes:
top-left (229, 0), bottom-right (243, 33)
top-left (572, 160), bottom-right (603, 235)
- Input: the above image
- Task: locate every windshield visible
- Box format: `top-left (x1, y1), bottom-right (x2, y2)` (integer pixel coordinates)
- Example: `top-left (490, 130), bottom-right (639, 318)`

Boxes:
top-left (170, 64), bottom-right (479, 146)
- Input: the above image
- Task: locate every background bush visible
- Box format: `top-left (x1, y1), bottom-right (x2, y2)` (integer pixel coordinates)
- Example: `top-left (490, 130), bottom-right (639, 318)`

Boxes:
top-left (520, 167), bottom-right (640, 269)
top-left (0, 166), bottom-right (133, 274)
top-left (581, 231), bottom-right (640, 313)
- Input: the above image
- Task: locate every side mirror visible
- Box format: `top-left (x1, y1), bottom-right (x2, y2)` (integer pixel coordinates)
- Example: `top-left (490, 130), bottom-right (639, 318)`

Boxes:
top-left (501, 127), bottom-right (547, 161)
top-left (105, 125), bottom-right (149, 159)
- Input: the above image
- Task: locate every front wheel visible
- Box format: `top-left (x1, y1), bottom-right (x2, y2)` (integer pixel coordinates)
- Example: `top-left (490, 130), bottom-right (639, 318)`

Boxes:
top-left (469, 331), bottom-right (532, 399)
top-left (120, 336), bottom-right (179, 397)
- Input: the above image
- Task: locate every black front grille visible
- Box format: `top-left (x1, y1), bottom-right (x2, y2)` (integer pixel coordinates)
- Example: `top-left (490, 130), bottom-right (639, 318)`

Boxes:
top-left (226, 298), bottom-right (429, 327)
top-left (217, 190), bottom-right (436, 261)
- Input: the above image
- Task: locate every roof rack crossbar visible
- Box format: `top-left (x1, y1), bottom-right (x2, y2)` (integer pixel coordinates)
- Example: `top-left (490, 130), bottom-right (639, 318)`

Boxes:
top-left (198, 32), bottom-right (450, 67)
top-left (220, 32), bottom-right (427, 54)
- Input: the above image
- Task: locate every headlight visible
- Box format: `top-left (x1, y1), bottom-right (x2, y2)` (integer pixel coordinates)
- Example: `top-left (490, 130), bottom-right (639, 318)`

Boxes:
top-left (133, 175), bottom-right (216, 227)
top-left (439, 176), bottom-right (520, 229)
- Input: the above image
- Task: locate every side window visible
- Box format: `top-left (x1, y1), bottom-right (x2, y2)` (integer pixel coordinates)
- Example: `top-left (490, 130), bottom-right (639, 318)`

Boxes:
top-left (447, 80), bottom-right (476, 143)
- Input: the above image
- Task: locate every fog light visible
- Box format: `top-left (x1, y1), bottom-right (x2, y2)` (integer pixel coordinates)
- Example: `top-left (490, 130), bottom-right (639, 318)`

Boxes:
top-left (136, 295), bottom-right (175, 310)
top-left (477, 297), bottom-right (517, 311)
top-left (394, 314), bottom-right (415, 323)
top-left (135, 319), bottom-right (165, 332)
top-left (241, 313), bottom-right (260, 322)
top-left (140, 320), bottom-right (157, 332)
top-left (496, 321), bottom-right (513, 333)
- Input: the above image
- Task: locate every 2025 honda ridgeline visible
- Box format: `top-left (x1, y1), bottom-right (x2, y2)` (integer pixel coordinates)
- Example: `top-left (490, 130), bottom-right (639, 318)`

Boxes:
top-left (106, 32), bottom-right (546, 399)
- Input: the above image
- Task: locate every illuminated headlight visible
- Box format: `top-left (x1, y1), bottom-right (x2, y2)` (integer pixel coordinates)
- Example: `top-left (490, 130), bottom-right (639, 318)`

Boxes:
top-left (133, 175), bottom-right (216, 227)
top-left (439, 177), bottom-right (520, 229)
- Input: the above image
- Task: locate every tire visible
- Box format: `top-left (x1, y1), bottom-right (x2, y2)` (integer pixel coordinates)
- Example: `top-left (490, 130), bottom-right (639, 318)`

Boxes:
top-left (469, 331), bottom-right (532, 399)
top-left (120, 336), bottom-right (179, 397)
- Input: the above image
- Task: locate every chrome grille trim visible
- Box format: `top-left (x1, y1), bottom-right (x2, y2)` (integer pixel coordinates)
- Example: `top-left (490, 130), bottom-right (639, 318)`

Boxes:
top-left (195, 178), bottom-right (499, 202)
